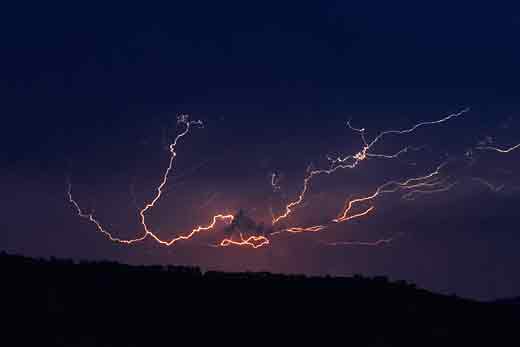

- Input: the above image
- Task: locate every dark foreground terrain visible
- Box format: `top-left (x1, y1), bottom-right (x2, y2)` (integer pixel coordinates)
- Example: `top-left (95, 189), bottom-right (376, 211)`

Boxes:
top-left (2, 252), bottom-right (518, 346)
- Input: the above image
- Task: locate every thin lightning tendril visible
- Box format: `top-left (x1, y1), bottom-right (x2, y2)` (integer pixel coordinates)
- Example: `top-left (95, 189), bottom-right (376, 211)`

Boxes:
top-left (401, 181), bottom-right (458, 201)
top-left (476, 143), bottom-right (520, 153)
top-left (271, 172), bottom-right (281, 192)
top-left (470, 177), bottom-right (505, 193)
top-left (324, 238), bottom-right (395, 247)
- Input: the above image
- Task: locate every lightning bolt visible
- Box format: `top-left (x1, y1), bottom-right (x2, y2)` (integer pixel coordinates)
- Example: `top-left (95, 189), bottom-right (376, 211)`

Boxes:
top-left (219, 233), bottom-right (270, 249)
top-left (476, 143), bottom-right (520, 153)
top-left (68, 115), bottom-right (238, 247)
top-left (334, 161), bottom-right (448, 223)
top-left (70, 107), bottom-right (513, 252)
top-left (271, 161), bottom-right (452, 241)
top-left (272, 108), bottom-right (469, 224)
top-left (323, 237), bottom-right (395, 247)
top-left (138, 115), bottom-right (203, 239)
top-left (470, 177), bottom-right (505, 193)
top-left (284, 225), bottom-right (328, 233)
top-left (401, 181), bottom-right (458, 201)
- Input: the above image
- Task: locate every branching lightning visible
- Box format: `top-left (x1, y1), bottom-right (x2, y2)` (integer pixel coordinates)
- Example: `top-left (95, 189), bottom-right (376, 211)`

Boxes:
top-left (68, 115), bottom-right (237, 247)
top-left (333, 161), bottom-right (449, 223)
top-left (69, 107), bottom-right (518, 251)
top-left (271, 108), bottom-right (469, 225)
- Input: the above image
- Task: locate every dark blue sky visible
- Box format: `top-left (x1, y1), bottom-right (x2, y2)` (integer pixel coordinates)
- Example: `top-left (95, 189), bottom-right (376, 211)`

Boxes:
top-left (1, 2), bottom-right (520, 300)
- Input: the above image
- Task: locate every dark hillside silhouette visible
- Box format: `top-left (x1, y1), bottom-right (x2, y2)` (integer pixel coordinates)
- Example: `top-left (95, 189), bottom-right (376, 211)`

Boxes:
top-left (2, 252), bottom-right (517, 346)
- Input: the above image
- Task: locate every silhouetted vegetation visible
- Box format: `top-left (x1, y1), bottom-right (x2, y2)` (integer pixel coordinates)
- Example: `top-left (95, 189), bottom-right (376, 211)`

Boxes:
top-left (2, 252), bottom-right (517, 346)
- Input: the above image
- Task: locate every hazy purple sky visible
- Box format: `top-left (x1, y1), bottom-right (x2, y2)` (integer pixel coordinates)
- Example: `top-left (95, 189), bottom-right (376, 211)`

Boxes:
top-left (2, 2), bottom-right (520, 300)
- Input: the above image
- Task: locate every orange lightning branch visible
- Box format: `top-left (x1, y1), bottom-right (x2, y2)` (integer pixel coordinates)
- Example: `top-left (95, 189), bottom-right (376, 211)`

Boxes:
top-left (68, 115), bottom-right (240, 247)
top-left (219, 233), bottom-right (270, 249)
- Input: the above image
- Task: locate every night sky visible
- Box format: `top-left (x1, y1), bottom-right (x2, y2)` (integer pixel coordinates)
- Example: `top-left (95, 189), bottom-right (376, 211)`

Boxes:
top-left (2, 2), bottom-right (520, 300)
